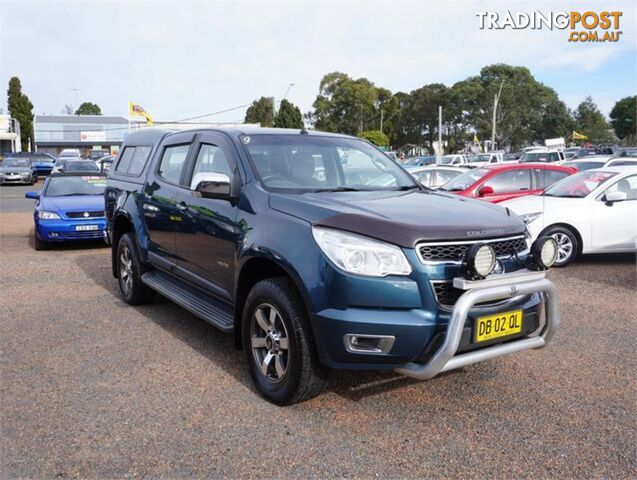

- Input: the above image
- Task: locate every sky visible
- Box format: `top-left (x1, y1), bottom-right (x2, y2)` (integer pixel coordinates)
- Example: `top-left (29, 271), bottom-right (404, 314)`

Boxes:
top-left (0, 0), bottom-right (635, 123)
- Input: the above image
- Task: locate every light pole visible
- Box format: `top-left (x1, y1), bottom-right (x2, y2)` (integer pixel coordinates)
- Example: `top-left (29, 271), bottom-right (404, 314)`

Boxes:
top-left (491, 80), bottom-right (505, 152)
top-left (283, 83), bottom-right (295, 101)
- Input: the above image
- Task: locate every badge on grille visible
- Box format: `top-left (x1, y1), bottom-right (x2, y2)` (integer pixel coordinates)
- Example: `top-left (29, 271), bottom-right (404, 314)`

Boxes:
top-left (83, 212), bottom-right (89, 218)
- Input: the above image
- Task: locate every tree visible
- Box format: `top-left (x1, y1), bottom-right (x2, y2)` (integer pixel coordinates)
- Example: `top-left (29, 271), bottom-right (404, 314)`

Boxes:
top-left (273, 99), bottom-right (303, 128)
top-left (245, 97), bottom-right (274, 127)
top-left (609, 96), bottom-right (636, 140)
top-left (574, 96), bottom-right (613, 143)
top-left (309, 72), bottom-right (382, 135)
top-left (359, 130), bottom-right (389, 146)
top-left (75, 102), bottom-right (102, 115)
top-left (7, 76), bottom-right (34, 151)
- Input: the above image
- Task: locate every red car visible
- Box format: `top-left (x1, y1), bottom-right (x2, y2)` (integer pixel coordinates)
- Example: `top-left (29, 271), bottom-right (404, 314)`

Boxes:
top-left (439, 163), bottom-right (578, 203)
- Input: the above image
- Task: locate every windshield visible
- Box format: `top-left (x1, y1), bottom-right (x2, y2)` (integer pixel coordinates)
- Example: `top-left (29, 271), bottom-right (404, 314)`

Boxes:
top-left (544, 170), bottom-right (616, 198)
top-left (65, 161), bottom-right (99, 172)
top-left (440, 155), bottom-right (458, 165)
top-left (45, 176), bottom-right (106, 196)
top-left (441, 168), bottom-right (488, 191)
top-left (570, 161), bottom-right (604, 171)
top-left (3, 159), bottom-right (30, 168)
top-left (468, 154), bottom-right (491, 163)
top-left (244, 134), bottom-right (417, 191)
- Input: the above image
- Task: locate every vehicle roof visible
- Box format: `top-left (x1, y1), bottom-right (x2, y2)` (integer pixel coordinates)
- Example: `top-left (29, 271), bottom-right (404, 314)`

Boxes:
top-left (569, 157), bottom-right (608, 163)
top-left (484, 162), bottom-right (575, 172)
top-left (411, 165), bottom-right (468, 172)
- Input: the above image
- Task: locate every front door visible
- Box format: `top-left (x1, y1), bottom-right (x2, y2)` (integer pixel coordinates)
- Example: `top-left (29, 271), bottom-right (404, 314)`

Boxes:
top-left (591, 174), bottom-right (637, 251)
top-left (142, 132), bottom-right (196, 267)
top-left (173, 132), bottom-right (241, 300)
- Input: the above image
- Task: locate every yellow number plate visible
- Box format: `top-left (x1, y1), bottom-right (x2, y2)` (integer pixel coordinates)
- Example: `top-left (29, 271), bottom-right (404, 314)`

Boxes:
top-left (475, 310), bottom-right (523, 343)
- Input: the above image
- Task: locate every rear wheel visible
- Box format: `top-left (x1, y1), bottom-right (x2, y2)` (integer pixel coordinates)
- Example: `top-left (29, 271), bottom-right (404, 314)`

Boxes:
top-left (543, 226), bottom-right (579, 267)
top-left (242, 278), bottom-right (328, 405)
top-left (116, 233), bottom-right (156, 305)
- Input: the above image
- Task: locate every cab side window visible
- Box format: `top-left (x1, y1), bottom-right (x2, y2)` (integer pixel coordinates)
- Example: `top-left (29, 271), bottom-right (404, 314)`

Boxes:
top-left (535, 169), bottom-right (570, 189)
top-left (193, 144), bottom-right (232, 178)
top-left (484, 169), bottom-right (531, 193)
top-left (604, 175), bottom-right (637, 200)
top-left (115, 147), bottom-right (135, 173)
top-left (128, 146), bottom-right (152, 176)
top-left (158, 144), bottom-right (191, 184)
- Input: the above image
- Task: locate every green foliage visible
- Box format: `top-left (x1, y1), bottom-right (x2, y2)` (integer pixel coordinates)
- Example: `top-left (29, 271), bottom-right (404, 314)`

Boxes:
top-left (574, 96), bottom-right (613, 143)
top-left (245, 97), bottom-right (274, 127)
top-left (7, 76), bottom-right (34, 151)
top-left (359, 130), bottom-right (389, 146)
top-left (609, 96), bottom-right (636, 140)
top-left (75, 102), bottom-right (102, 115)
top-left (273, 99), bottom-right (303, 129)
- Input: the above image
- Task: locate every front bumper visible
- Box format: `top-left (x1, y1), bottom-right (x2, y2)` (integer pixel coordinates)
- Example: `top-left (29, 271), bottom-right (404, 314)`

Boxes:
top-left (36, 218), bottom-right (107, 242)
top-left (394, 270), bottom-right (558, 379)
top-left (0, 175), bottom-right (32, 184)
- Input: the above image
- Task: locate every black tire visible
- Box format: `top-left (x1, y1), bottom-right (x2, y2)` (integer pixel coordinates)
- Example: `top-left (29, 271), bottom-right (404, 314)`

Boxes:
top-left (34, 234), bottom-right (49, 251)
top-left (242, 277), bottom-right (328, 405)
top-left (543, 225), bottom-right (579, 267)
top-left (116, 233), bottom-right (156, 305)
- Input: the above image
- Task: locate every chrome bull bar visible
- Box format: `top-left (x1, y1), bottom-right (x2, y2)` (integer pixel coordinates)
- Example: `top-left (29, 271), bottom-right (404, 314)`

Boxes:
top-left (394, 270), bottom-right (559, 380)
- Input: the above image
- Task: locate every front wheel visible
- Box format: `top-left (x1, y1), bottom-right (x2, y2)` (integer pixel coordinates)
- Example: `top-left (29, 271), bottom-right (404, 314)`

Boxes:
top-left (242, 278), bottom-right (328, 405)
top-left (544, 226), bottom-right (579, 267)
top-left (34, 233), bottom-right (49, 251)
top-left (116, 233), bottom-right (155, 305)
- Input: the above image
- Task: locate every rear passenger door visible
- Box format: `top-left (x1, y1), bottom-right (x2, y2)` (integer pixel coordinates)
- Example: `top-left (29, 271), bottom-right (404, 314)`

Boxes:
top-left (480, 169), bottom-right (533, 202)
top-left (533, 168), bottom-right (571, 191)
top-left (142, 132), bottom-right (195, 269)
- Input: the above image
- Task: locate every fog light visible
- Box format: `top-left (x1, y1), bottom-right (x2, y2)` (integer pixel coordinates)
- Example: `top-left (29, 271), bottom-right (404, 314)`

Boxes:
top-left (344, 334), bottom-right (395, 354)
top-left (462, 243), bottom-right (496, 280)
top-left (529, 236), bottom-right (557, 270)
top-left (48, 232), bottom-right (59, 238)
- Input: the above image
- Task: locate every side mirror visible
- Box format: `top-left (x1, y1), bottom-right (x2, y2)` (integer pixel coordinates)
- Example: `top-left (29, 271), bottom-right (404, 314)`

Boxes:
top-left (478, 185), bottom-right (494, 196)
top-left (604, 190), bottom-right (627, 204)
top-left (25, 191), bottom-right (39, 200)
top-left (190, 172), bottom-right (232, 199)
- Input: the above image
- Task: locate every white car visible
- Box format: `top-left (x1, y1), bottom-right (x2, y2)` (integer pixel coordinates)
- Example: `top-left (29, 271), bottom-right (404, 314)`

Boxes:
top-left (465, 153), bottom-right (503, 168)
top-left (502, 167), bottom-right (637, 266)
top-left (563, 157), bottom-right (612, 171)
top-left (439, 154), bottom-right (468, 166)
top-left (408, 166), bottom-right (468, 188)
top-left (605, 157), bottom-right (637, 168)
top-left (519, 148), bottom-right (565, 163)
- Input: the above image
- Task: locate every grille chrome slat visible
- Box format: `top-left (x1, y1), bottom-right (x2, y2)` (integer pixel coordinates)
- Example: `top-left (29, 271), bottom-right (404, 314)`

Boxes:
top-left (65, 210), bottom-right (104, 219)
top-left (417, 235), bottom-right (528, 264)
top-left (431, 281), bottom-right (528, 310)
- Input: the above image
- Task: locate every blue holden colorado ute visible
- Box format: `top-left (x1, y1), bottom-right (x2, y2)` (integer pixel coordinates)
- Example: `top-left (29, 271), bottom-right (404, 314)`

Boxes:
top-left (105, 128), bottom-right (560, 405)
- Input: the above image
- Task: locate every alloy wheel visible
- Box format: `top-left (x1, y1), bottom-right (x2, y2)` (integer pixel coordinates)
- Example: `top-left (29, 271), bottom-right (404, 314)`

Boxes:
top-left (552, 232), bottom-right (573, 263)
top-left (119, 246), bottom-right (134, 294)
top-left (250, 303), bottom-right (290, 383)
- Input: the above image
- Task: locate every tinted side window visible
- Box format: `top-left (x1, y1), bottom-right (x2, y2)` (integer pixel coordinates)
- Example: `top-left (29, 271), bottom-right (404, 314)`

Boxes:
top-left (536, 169), bottom-right (570, 189)
top-left (158, 144), bottom-right (191, 184)
top-left (115, 147), bottom-right (135, 173)
top-left (128, 146), bottom-right (152, 176)
top-left (193, 144), bottom-right (232, 177)
top-left (484, 170), bottom-right (532, 193)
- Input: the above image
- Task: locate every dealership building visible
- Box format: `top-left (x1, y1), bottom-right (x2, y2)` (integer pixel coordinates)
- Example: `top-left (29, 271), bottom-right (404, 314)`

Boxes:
top-left (34, 115), bottom-right (129, 157)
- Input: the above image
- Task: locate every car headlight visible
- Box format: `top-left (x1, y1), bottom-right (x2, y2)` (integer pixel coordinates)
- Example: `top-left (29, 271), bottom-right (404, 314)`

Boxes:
top-left (520, 212), bottom-right (542, 224)
top-left (38, 211), bottom-right (61, 220)
top-left (312, 226), bottom-right (412, 277)
top-left (462, 243), bottom-right (496, 279)
top-left (529, 236), bottom-right (558, 270)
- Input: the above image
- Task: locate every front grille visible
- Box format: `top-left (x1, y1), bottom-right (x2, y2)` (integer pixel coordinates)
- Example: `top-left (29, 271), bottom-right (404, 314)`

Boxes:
top-left (60, 230), bottom-right (104, 239)
top-left (431, 281), bottom-right (529, 309)
top-left (418, 236), bottom-right (528, 263)
top-left (66, 210), bottom-right (104, 219)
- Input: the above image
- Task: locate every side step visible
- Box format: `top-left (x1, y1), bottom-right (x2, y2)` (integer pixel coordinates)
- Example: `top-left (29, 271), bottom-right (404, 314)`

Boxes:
top-left (141, 270), bottom-right (234, 332)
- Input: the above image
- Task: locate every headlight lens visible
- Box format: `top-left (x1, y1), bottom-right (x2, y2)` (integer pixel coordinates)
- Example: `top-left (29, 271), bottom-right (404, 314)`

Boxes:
top-left (520, 212), bottom-right (542, 224)
top-left (38, 211), bottom-right (61, 220)
top-left (312, 226), bottom-right (412, 277)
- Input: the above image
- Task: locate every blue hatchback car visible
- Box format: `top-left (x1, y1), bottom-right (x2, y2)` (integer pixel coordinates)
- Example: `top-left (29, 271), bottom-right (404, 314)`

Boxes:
top-left (25, 173), bottom-right (107, 250)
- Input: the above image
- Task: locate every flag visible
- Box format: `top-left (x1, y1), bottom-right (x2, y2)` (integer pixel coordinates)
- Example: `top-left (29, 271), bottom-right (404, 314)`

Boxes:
top-left (572, 130), bottom-right (588, 141)
top-left (473, 133), bottom-right (482, 152)
top-left (128, 102), bottom-right (154, 125)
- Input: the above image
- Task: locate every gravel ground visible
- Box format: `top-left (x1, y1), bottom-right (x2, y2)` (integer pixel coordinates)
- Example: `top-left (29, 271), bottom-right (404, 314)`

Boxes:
top-left (1, 201), bottom-right (635, 479)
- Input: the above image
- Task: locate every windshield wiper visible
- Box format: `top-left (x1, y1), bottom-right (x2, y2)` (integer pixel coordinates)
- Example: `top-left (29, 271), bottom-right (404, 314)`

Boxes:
top-left (395, 185), bottom-right (420, 191)
top-left (313, 187), bottom-right (361, 192)
top-left (443, 187), bottom-right (465, 192)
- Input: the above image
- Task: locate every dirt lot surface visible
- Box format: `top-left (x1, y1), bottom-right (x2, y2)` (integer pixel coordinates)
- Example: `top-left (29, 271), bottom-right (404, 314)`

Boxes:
top-left (1, 198), bottom-right (635, 478)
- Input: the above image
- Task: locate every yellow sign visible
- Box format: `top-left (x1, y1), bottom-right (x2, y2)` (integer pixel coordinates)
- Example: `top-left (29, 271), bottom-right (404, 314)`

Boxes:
top-left (128, 102), bottom-right (154, 125)
top-left (572, 130), bottom-right (588, 141)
